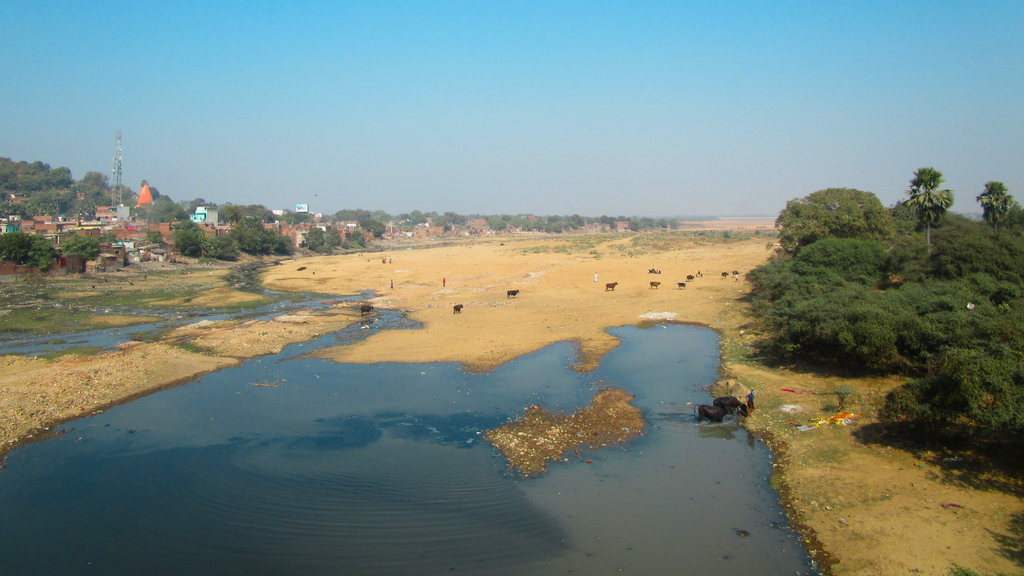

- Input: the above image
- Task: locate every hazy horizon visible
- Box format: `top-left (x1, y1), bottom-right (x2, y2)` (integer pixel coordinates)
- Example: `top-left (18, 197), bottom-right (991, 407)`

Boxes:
top-left (2, 2), bottom-right (1021, 217)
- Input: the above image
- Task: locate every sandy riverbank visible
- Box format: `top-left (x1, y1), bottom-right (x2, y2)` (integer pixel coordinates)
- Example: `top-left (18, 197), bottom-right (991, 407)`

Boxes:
top-left (2, 225), bottom-right (1021, 574)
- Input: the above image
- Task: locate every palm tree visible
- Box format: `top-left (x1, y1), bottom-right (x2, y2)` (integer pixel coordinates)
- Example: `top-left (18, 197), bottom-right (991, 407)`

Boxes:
top-left (977, 181), bottom-right (1012, 236)
top-left (906, 167), bottom-right (954, 255)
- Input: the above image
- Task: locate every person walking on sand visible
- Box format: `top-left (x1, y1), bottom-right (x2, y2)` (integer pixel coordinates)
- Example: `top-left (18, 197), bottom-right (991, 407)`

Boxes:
top-left (443, 278), bottom-right (446, 287)
top-left (391, 279), bottom-right (393, 289)
top-left (594, 273), bottom-right (598, 282)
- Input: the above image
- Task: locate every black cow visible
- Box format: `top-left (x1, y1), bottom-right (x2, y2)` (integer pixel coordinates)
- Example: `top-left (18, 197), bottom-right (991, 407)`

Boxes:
top-left (695, 404), bottom-right (730, 422)
top-left (712, 396), bottom-right (749, 417)
top-left (359, 305), bottom-right (374, 315)
top-left (453, 304), bottom-right (464, 314)
top-left (686, 275), bottom-right (695, 282)
top-left (507, 290), bottom-right (520, 298)
top-left (722, 271), bottom-right (729, 277)
top-left (676, 281), bottom-right (686, 289)
top-left (605, 282), bottom-right (618, 291)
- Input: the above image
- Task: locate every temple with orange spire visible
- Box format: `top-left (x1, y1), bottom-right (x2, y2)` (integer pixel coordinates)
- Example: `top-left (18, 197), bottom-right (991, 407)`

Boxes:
top-left (136, 182), bottom-right (154, 208)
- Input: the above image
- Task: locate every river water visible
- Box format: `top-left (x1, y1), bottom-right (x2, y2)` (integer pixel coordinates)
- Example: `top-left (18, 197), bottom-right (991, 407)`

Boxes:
top-left (0, 321), bottom-right (816, 575)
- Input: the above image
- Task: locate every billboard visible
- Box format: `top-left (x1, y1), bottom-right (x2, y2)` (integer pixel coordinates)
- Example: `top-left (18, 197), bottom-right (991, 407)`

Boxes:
top-left (296, 204), bottom-right (309, 213)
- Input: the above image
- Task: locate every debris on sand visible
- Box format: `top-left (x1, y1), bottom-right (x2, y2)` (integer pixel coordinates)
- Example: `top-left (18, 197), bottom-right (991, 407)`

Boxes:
top-left (484, 388), bottom-right (646, 477)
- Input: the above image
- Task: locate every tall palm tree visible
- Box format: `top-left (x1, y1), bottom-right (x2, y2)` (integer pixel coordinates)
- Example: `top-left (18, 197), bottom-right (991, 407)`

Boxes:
top-left (977, 181), bottom-right (1012, 236)
top-left (906, 167), bottom-right (954, 255)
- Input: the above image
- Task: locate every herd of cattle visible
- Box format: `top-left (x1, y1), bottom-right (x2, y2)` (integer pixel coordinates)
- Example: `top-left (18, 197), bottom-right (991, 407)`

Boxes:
top-left (357, 266), bottom-right (740, 316)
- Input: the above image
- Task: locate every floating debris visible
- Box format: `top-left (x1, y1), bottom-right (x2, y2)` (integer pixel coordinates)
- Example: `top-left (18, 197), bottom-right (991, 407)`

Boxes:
top-left (483, 388), bottom-right (646, 477)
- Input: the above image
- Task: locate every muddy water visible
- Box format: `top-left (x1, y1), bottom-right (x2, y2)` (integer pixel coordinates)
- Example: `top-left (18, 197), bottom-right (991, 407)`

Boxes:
top-left (0, 323), bottom-right (815, 575)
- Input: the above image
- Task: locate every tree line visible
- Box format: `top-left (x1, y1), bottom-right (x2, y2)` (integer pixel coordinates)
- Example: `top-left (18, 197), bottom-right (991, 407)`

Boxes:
top-left (748, 168), bottom-right (1022, 440)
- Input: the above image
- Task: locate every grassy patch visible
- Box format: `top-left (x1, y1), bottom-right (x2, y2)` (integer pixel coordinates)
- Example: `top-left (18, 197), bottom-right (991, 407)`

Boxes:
top-left (518, 246), bottom-right (551, 254)
top-left (0, 309), bottom-right (101, 334)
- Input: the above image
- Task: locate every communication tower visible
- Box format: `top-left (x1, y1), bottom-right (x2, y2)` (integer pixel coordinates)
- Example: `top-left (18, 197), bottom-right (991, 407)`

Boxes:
top-left (112, 131), bottom-right (123, 206)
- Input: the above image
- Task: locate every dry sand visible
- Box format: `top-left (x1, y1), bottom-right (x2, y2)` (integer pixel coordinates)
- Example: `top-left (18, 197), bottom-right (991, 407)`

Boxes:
top-left (2, 224), bottom-right (1021, 575)
top-left (265, 234), bottom-right (764, 371)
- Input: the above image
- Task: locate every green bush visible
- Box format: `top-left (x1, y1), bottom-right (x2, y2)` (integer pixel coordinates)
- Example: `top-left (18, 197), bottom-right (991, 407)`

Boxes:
top-left (61, 234), bottom-right (101, 259)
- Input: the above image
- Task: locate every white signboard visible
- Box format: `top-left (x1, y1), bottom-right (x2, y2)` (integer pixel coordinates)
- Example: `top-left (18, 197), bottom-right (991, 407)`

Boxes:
top-left (296, 204), bottom-right (309, 213)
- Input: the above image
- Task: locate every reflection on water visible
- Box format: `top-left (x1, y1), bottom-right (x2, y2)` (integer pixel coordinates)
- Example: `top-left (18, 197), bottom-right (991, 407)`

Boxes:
top-left (0, 324), bottom-right (816, 575)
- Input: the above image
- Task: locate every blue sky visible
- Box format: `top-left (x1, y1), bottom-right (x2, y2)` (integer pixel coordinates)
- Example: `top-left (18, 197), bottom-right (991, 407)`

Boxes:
top-left (2, 1), bottom-right (1021, 217)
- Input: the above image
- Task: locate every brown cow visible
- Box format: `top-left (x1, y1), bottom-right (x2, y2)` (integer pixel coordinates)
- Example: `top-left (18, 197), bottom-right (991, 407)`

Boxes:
top-left (650, 281), bottom-right (661, 289)
top-left (359, 304), bottom-right (374, 315)
top-left (605, 282), bottom-right (618, 291)
top-left (686, 275), bottom-right (695, 282)
top-left (453, 304), bottom-right (464, 314)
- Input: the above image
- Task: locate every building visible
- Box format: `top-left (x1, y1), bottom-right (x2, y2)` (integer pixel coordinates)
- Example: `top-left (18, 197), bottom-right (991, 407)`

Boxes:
top-left (190, 206), bottom-right (219, 225)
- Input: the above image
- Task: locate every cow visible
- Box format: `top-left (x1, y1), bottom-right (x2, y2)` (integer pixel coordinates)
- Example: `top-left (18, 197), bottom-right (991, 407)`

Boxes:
top-left (722, 271), bottom-right (729, 277)
top-left (605, 282), bottom-right (619, 291)
top-left (453, 304), bottom-right (464, 314)
top-left (359, 305), bottom-right (374, 315)
top-left (648, 268), bottom-right (661, 274)
top-left (694, 404), bottom-right (730, 422)
top-left (507, 290), bottom-right (520, 298)
top-left (650, 281), bottom-right (661, 289)
top-left (686, 275), bottom-right (695, 282)
top-left (676, 281), bottom-right (686, 289)
top-left (712, 396), bottom-right (749, 417)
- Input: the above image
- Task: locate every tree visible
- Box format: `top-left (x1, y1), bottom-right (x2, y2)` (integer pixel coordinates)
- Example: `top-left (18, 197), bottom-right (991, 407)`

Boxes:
top-left (906, 167), bottom-right (954, 255)
top-left (323, 225), bottom-right (341, 250)
top-left (47, 166), bottom-right (73, 189)
top-left (206, 235), bottom-right (238, 260)
top-left (220, 204), bottom-right (246, 224)
top-left (230, 215), bottom-right (290, 255)
top-left (145, 230), bottom-right (165, 244)
top-left (0, 233), bottom-right (35, 264)
top-left (174, 221), bottom-right (207, 257)
top-left (305, 227), bottom-right (326, 251)
top-left (775, 188), bottom-right (896, 254)
top-left (61, 235), bottom-right (101, 259)
top-left (26, 235), bottom-right (55, 269)
top-left (0, 233), bottom-right (55, 269)
top-left (977, 181), bottom-right (1013, 236)
top-left (359, 218), bottom-right (386, 238)
top-left (148, 197), bottom-right (188, 223)
top-left (349, 229), bottom-right (366, 248)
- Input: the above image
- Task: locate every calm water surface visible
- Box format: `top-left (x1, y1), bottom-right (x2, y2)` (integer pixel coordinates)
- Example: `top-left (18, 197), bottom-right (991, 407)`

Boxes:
top-left (0, 322), bottom-right (816, 575)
